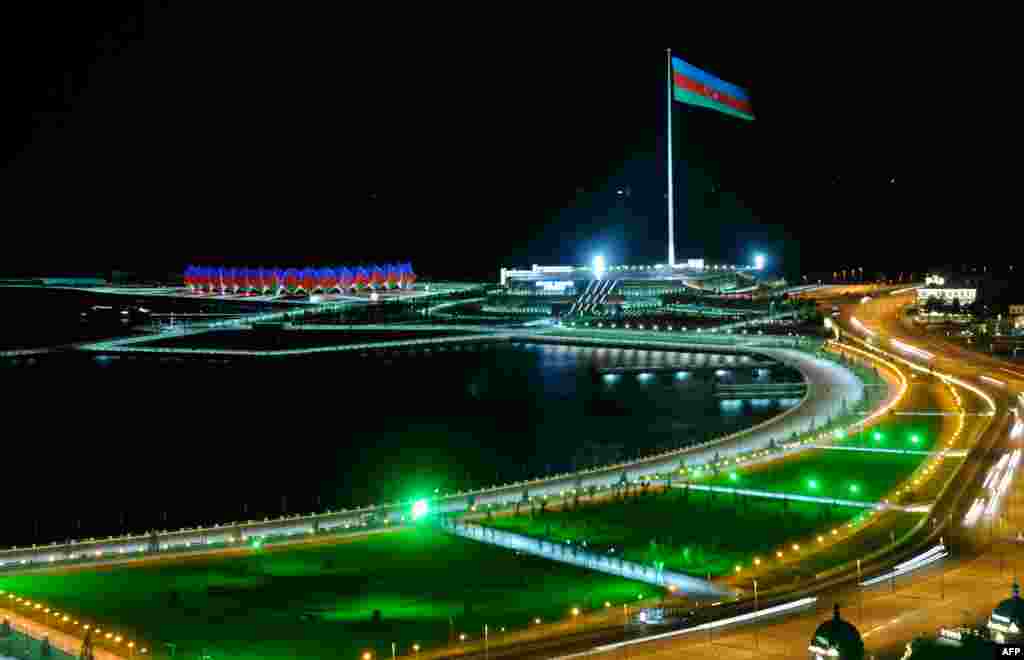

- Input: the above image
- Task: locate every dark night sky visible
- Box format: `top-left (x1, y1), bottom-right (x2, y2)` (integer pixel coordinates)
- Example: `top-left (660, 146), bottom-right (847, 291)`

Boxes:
top-left (0, 7), bottom-right (1000, 281)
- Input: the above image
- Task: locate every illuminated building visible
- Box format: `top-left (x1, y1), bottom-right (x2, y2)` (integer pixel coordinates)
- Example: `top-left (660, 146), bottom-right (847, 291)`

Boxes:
top-left (498, 260), bottom-right (768, 316)
top-left (183, 263), bottom-right (415, 294)
top-left (916, 283), bottom-right (976, 307)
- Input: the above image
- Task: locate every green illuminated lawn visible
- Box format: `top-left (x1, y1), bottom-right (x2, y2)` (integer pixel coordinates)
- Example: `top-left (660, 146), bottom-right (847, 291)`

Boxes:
top-left (485, 489), bottom-right (869, 578)
top-left (0, 527), bottom-right (648, 660)
top-left (704, 446), bottom-right (926, 502)
top-left (484, 423), bottom-right (936, 581)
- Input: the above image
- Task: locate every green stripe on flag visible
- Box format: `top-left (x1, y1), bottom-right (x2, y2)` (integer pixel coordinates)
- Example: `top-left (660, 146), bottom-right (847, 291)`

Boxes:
top-left (674, 88), bottom-right (754, 121)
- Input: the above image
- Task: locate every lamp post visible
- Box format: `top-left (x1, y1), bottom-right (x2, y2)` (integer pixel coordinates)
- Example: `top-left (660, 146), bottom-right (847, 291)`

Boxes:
top-left (752, 578), bottom-right (759, 650)
top-left (857, 559), bottom-right (864, 625)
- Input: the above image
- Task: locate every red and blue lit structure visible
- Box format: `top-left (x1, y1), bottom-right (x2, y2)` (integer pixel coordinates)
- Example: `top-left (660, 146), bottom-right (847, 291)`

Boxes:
top-left (183, 263), bottom-right (416, 294)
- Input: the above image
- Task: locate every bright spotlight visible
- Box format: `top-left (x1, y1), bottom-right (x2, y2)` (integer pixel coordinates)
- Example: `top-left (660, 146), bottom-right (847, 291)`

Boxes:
top-left (754, 254), bottom-right (765, 270)
top-left (593, 254), bottom-right (606, 278)
top-left (411, 499), bottom-right (429, 521)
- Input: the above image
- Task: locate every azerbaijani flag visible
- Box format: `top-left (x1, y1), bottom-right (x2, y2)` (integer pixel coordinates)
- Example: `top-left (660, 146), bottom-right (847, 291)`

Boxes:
top-left (672, 56), bottom-right (754, 121)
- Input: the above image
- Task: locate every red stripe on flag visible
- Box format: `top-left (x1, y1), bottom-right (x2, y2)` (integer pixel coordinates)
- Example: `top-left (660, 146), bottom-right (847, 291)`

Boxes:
top-left (674, 72), bottom-right (753, 116)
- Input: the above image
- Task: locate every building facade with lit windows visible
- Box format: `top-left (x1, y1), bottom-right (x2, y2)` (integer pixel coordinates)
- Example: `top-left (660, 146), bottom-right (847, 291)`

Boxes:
top-left (1010, 305), bottom-right (1024, 330)
top-left (497, 259), bottom-right (769, 316)
top-left (916, 281), bottom-right (977, 307)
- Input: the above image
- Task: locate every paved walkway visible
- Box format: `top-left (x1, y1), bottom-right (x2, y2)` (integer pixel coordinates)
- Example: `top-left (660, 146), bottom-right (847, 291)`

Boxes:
top-left (671, 483), bottom-right (932, 513)
top-left (444, 520), bottom-right (732, 598)
top-left (0, 608), bottom-right (123, 660)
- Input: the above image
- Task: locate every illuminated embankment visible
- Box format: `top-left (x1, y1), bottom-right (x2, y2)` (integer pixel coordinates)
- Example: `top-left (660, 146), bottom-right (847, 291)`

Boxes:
top-left (0, 337), bottom-right (866, 574)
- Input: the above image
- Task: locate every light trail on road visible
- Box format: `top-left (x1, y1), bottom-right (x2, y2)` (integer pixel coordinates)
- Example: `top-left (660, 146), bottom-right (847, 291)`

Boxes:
top-left (890, 339), bottom-right (935, 361)
top-left (859, 545), bottom-right (947, 587)
top-left (551, 597), bottom-right (818, 659)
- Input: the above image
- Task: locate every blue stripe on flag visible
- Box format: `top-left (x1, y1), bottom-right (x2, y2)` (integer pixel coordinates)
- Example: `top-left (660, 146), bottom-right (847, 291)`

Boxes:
top-left (672, 56), bottom-right (749, 103)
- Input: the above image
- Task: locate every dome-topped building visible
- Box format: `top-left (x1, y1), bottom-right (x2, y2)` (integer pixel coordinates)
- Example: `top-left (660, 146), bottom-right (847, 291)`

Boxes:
top-left (809, 604), bottom-right (864, 660)
top-left (988, 580), bottom-right (1024, 643)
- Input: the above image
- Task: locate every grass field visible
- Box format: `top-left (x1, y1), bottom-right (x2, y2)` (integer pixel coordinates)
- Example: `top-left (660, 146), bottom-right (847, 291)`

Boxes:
top-left (704, 445), bottom-right (929, 503)
top-left (0, 527), bottom-right (648, 660)
top-left (484, 488), bottom-right (873, 578)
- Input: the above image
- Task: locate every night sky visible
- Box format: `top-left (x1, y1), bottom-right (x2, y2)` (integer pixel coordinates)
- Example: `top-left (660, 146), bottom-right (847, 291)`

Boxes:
top-left (0, 7), bottom-right (992, 281)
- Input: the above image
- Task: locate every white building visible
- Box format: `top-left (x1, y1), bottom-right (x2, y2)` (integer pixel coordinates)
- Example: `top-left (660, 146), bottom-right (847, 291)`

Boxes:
top-left (917, 284), bottom-right (976, 306)
top-left (1011, 305), bottom-right (1024, 329)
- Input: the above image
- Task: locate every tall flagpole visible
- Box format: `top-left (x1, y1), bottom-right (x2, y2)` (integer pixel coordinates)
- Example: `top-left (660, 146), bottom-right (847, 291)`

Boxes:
top-left (666, 48), bottom-right (675, 267)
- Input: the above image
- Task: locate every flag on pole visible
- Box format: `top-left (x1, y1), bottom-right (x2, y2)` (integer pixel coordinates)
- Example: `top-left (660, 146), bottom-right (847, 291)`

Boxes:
top-left (672, 56), bottom-right (754, 121)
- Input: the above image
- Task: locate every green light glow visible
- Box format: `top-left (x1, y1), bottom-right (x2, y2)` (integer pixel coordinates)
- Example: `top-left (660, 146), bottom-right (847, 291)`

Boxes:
top-left (873, 432), bottom-right (883, 441)
top-left (729, 472), bottom-right (738, 482)
top-left (412, 499), bottom-right (429, 521)
top-left (849, 484), bottom-right (860, 494)
top-left (910, 435), bottom-right (920, 444)
top-left (808, 479), bottom-right (818, 490)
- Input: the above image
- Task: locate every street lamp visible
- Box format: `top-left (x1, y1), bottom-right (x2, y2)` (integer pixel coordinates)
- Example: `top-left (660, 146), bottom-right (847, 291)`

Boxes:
top-left (752, 578), bottom-right (759, 650)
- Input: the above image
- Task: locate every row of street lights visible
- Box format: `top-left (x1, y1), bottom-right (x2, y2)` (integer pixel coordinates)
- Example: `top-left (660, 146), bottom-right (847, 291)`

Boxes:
top-left (360, 601), bottom-right (638, 659)
top-left (1, 590), bottom-right (147, 656)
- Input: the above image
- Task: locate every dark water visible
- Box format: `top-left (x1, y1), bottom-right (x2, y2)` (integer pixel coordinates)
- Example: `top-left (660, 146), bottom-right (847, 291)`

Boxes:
top-left (0, 287), bottom-right (284, 349)
top-left (1, 291), bottom-right (799, 547)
